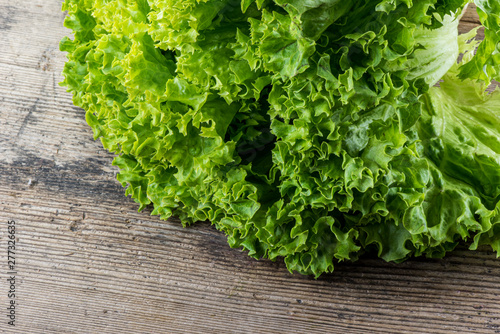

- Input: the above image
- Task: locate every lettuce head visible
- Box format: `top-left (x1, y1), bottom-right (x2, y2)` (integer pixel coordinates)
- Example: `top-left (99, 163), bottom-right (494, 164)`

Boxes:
top-left (60, 0), bottom-right (500, 277)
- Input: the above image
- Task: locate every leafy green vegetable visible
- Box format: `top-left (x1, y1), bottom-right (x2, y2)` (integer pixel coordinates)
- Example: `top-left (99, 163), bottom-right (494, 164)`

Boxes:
top-left (61, 0), bottom-right (500, 277)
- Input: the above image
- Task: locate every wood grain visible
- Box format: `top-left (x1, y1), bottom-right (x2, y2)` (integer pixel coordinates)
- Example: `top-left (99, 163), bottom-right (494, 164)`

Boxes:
top-left (1, 2), bottom-right (499, 334)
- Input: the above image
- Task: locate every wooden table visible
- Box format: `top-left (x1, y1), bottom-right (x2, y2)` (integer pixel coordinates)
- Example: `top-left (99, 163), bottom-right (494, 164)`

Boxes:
top-left (1, 1), bottom-right (498, 333)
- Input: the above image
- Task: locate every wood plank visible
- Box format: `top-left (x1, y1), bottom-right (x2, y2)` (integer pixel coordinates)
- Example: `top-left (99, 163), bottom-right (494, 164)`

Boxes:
top-left (459, 21), bottom-right (485, 40)
top-left (461, 3), bottom-right (480, 24)
top-left (0, 2), bottom-right (499, 334)
top-left (4, 189), bottom-right (500, 334)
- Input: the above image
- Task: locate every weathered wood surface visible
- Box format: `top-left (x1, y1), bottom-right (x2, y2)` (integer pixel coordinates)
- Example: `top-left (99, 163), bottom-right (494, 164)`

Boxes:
top-left (0, 1), bottom-right (499, 333)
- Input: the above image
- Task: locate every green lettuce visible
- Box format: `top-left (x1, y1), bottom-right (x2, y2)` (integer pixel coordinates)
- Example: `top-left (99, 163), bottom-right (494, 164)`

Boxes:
top-left (61, 0), bottom-right (500, 277)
